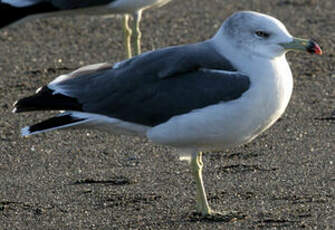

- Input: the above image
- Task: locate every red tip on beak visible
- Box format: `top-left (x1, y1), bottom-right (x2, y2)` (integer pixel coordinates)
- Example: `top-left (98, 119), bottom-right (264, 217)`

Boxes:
top-left (313, 43), bottom-right (322, 55)
top-left (307, 40), bottom-right (322, 55)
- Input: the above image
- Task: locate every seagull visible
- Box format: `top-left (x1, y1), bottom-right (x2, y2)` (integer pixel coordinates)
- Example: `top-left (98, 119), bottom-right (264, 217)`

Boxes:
top-left (13, 11), bottom-right (322, 217)
top-left (0, 0), bottom-right (172, 58)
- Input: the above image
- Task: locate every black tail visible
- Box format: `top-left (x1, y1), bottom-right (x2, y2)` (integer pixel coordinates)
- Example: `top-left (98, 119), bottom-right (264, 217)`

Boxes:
top-left (0, 2), bottom-right (59, 28)
top-left (13, 86), bottom-right (82, 113)
top-left (22, 113), bottom-right (86, 136)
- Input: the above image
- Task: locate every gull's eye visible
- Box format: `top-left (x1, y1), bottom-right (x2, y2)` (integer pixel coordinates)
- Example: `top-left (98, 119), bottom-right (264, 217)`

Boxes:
top-left (255, 31), bottom-right (270, 39)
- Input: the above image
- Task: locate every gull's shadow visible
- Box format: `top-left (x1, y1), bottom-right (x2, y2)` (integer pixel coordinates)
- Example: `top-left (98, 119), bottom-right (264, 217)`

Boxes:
top-left (69, 177), bottom-right (134, 186)
top-left (186, 211), bottom-right (246, 223)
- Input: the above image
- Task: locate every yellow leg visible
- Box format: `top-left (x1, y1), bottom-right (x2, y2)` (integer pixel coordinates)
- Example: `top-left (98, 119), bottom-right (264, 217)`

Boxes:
top-left (122, 14), bottom-right (132, 58)
top-left (132, 10), bottom-right (143, 56)
top-left (189, 152), bottom-right (244, 220)
top-left (191, 151), bottom-right (212, 216)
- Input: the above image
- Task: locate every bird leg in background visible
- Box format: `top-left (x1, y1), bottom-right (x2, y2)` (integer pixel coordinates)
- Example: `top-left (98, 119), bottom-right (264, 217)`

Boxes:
top-left (123, 14), bottom-right (132, 58)
top-left (132, 10), bottom-right (143, 56)
top-left (191, 151), bottom-right (212, 216)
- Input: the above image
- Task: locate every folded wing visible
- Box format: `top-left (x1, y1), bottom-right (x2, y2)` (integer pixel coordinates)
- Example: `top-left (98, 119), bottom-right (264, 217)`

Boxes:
top-left (14, 43), bottom-right (250, 134)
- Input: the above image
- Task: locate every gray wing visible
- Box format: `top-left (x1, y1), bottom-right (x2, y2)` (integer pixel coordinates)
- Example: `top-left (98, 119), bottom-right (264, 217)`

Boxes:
top-left (48, 42), bottom-right (249, 126)
top-left (113, 40), bottom-right (237, 79)
top-left (52, 71), bottom-right (249, 127)
top-left (88, 69), bottom-right (250, 126)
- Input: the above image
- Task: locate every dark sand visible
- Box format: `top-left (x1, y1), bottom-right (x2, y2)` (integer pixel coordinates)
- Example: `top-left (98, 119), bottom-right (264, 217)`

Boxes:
top-left (0, 0), bottom-right (334, 229)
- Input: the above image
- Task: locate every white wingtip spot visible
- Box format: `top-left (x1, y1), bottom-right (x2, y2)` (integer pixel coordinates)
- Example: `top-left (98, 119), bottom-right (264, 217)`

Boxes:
top-left (12, 107), bottom-right (17, 113)
top-left (21, 126), bottom-right (31, 136)
top-left (35, 87), bottom-right (42, 93)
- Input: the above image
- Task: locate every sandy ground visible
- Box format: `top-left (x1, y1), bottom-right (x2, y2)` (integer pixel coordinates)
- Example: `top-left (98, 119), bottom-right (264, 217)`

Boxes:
top-left (0, 0), bottom-right (334, 229)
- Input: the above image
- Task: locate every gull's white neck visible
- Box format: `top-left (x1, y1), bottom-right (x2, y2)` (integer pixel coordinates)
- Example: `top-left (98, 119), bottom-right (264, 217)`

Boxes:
top-left (210, 35), bottom-right (294, 137)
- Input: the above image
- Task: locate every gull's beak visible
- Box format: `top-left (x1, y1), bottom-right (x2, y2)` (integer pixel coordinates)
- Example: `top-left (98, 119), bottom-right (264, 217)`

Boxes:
top-left (280, 38), bottom-right (322, 55)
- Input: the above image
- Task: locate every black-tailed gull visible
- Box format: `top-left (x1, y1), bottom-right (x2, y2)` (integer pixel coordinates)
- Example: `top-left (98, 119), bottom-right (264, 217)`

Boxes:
top-left (13, 11), bottom-right (322, 217)
top-left (0, 0), bottom-right (172, 58)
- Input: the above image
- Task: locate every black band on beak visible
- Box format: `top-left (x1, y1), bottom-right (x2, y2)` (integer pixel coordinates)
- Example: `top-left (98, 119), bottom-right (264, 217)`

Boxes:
top-left (307, 40), bottom-right (322, 55)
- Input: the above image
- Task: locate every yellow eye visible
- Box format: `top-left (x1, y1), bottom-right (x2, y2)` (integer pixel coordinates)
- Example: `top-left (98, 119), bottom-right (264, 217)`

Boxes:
top-left (255, 31), bottom-right (270, 38)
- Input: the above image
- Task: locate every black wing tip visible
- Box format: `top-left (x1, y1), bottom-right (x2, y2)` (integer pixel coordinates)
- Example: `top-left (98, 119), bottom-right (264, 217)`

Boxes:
top-left (13, 86), bottom-right (83, 113)
top-left (22, 114), bottom-right (86, 136)
top-left (12, 86), bottom-right (51, 113)
top-left (13, 99), bottom-right (35, 113)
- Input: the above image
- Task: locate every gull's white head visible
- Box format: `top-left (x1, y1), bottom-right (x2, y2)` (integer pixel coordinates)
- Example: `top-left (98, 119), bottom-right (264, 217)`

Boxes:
top-left (214, 11), bottom-right (322, 59)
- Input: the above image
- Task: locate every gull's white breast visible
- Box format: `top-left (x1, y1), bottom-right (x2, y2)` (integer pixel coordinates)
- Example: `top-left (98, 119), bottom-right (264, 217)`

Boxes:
top-left (147, 56), bottom-right (293, 151)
